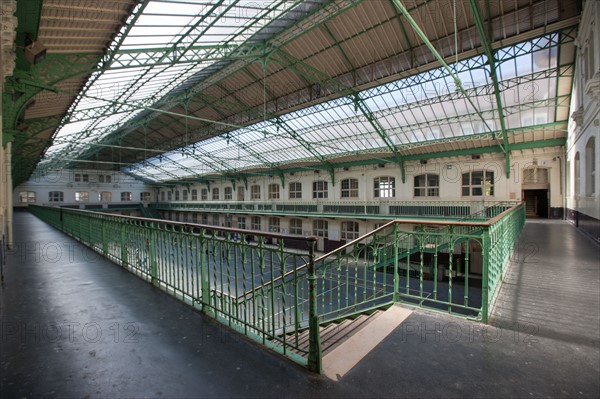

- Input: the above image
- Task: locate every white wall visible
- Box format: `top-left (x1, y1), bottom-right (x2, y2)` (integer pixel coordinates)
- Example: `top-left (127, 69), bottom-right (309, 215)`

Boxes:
top-left (566, 0), bottom-right (600, 220)
top-left (13, 169), bottom-right (154, 207)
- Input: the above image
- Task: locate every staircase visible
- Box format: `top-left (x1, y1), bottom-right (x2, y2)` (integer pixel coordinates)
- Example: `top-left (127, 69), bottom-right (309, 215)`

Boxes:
top-left (274, 310), bottom-right (384, 356)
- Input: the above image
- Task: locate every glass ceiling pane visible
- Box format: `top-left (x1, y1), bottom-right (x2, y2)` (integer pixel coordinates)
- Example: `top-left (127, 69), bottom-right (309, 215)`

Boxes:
top-left (40, 0), bottom-right (303, 166)
top-left (126, 33), bottom-right (565, 182)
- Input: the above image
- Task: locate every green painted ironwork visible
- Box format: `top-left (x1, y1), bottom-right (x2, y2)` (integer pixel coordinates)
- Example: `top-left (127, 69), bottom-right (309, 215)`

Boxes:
top-left (28, 201), bottom-right (525, 371)
top-left (151, 200), bottom-right (519, 221)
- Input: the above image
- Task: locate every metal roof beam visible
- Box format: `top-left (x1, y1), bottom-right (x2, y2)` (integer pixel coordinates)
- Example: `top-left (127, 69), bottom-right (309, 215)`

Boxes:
top-left (271, 50), bottom-right (406, 182)
top-left (468, 0), bottom-right (511, 176)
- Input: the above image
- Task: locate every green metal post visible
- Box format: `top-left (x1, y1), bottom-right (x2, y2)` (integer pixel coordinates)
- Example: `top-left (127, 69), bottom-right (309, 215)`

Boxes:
top-left (200, 232), bottom-right (211, 314)
top-left (481, 230), bottom-right (490, 322)
top-left (307, 240), bottom-right (322, 374)
top-left (149, 222), bottom-right (158, 286)
top-left (120, 222), bottom-right (127, 267)
top-left (394, 223), bottom-right (400, 302)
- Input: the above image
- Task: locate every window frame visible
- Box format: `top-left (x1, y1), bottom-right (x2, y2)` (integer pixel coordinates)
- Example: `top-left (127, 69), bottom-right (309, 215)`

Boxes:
top-left (374, 176), bottom-right (395, 198)
top-left (312, 181), bottom-right (328, 199)
top-left (340, 178), bottom-right (359, 198)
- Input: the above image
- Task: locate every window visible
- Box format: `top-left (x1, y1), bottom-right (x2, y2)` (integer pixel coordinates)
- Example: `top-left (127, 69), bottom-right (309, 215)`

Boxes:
top-left (182, 190), bottom-right (188, 201)
top-left (586, 137), bottom-right (596, 196)
top-left (48, 191), bottom-right (64, 202)
top-left (250, 185), bottom-right (261, 200)
top-left (75, 191), bottom-right (89, 202)
top-left (161, 191), bottom-right (165, 202)
top-left (105, 175), bottom-right (112, 183)
top-left (175, 190), bottom-right (180, 201)
top-left (212, 214), bottom-right (220, 226)
top-left (201, 188), bottom-right (208, 200)
top-left (191, 189), bottom-right (198, 201)
top-left (82, 174), bottom-right (89, 182)
top-left (99, 191), bottom-right (112, 202)
top-left (289, 219), bottom-right (303, 235)
top-left (167, 191), bottom-right (172, 201)
top-left (313, 220), bottom-right (328, 238)
top-left (212, 188), bottom-right (219, 200)
top-left (99, 175), bottom-right (105, 183)
top-left (374, 176), bottom-right (395, 198)
top-left (268, 183), bottom-right (280, 200)
top-left (341, 178), bottom-right (359, 198)
top-left (224, 187), bottom-right (233, 200)
top-left (268, 217), bottom-right (280, 232)
top-left (462, 171), bottom-right (494, 196)
top-left (18, 191), bottom-right (36, 203)
top-left (341, 221), bottom-right (360, 240)
top-left (237, 186), bottom-right (245, 201)
top-left (140, 192), bottom-right (151, 201)
top-left (251, 216), bottom-right (261, 230)
top-left (192, 213), bottom-right (198, 223)
top-left (289, 182), bottom-right (302, 199)
top-left (414, 174), bottom-right (439, 197)
top-left (238, 217), bottom-right (246, 230)
top-left (121, 192), bottom-right (133, 201)
top-left (312, 181), bottom-right (328, 199)
top-left (74, 173), bottom-right (81, 182)
top-left (201, 214), bottom-right (208, 224)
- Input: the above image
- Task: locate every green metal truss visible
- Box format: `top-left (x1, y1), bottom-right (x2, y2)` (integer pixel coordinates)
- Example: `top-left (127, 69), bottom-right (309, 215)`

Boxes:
top-left (270, 50), bottom-right (407, 182)
top-left (468, 0), bottom-right (510, 176)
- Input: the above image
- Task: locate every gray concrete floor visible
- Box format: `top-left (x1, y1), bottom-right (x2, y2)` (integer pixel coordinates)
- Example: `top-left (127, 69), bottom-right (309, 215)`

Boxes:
top-left (1, 211), bottom-right (599, 398)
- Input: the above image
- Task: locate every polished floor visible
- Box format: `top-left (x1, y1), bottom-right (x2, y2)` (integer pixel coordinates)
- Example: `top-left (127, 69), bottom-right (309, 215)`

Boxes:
top-left (1, 211), bottom-right (598, 398)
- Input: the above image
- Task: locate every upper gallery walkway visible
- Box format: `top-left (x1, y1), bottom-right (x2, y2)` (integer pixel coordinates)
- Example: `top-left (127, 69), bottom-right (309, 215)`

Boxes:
top-left (1, 210), bottom-right (598, 398)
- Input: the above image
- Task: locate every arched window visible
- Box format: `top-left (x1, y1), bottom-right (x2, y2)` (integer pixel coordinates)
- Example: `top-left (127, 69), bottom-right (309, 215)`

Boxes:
top-left (99, 192), bottom-right (112, 202)
top-left (182, 190), bottom-right (188, 201)
top-left (268, 183), bottom-right (280, 200)
top-left (414, 174), bottom-right (439, 197)
top-left (251, 185), bottom-right (261, 200)
top-left (191, 189), bottom-right (198, 201)
top-left (374, 176), bottom-right (395, 198)
top-left (341, 178), bottom-right (359, 198)
top-left (341, 221), bottom-right (360, 240)
top-left (175, 190), bottom-right (180, 201)
top-left (201, 188), bottom-right (208, 200)
top-left (161, 191), bottom-right (165, 202)
top-left (312, 181), bottom-right (328, 198)
top-left (167, 191), bottom-right (172, 201)
top-left (289, 182), bottom-right (302, 199)
top-left (268, 217), bottom-right (280, 232)
top-left (289, 218), bottom-right (303, 235)
top-left (212, 188), bottom-right (219, 200)
top-left (224, 187), bottom-right (233, 200)
top-left (313, 220), bottom-right (328, 238)
top-left (586, 137), bottom-right (596, 196)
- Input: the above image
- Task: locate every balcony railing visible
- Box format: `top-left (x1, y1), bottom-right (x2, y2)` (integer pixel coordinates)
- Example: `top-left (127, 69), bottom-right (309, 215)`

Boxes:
top-left (152, 200), bottom-right (520, 220)
top-left (29, 202), bottom-right (525, 373)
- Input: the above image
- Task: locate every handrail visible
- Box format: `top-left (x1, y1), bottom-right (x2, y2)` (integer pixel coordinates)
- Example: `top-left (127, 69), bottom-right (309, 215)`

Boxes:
top-left (50, 205), bottom-right (320, 242)
top-left (236, 202), bottom-right (524, 300)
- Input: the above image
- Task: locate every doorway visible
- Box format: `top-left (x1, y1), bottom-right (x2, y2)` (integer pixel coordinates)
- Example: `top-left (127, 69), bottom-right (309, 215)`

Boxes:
top-left (523, 189), bottom-right (549, 218)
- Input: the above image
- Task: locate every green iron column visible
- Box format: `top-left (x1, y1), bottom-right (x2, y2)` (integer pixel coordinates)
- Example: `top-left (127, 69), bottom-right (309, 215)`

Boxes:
top-left (307, 239), bottom-right (322, 374)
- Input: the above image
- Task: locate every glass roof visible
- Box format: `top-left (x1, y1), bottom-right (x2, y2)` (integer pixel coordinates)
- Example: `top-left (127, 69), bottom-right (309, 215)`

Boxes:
top-left (40, 0), bottom-right (311, 162)
top-left (126, 32), bottom-right (563, 182)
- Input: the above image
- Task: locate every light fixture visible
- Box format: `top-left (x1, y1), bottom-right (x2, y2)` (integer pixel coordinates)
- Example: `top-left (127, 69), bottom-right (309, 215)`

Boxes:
top-left (24, 38), bottom-right (47, 65)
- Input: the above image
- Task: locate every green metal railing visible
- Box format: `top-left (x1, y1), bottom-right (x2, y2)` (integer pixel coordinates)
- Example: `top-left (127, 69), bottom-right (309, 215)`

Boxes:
top-left (29, 202), bottom-right (525, 373)
top-left (152, 200), bottom-right (520, 220)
